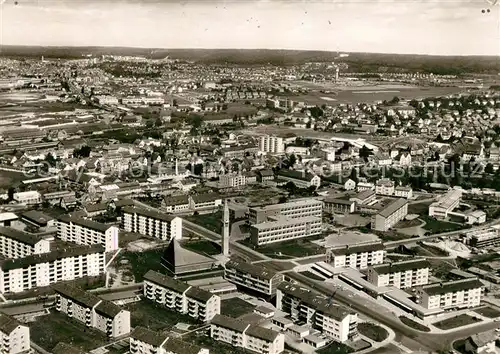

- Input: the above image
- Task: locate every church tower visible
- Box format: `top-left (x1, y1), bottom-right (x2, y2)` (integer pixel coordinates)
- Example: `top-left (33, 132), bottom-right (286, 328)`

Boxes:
top-left (222, 200), bottom-right (230, 256)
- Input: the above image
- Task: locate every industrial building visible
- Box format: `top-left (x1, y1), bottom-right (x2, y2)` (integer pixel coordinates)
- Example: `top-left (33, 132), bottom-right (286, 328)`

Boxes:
top-left (371, 198), bottom-right (408, 231)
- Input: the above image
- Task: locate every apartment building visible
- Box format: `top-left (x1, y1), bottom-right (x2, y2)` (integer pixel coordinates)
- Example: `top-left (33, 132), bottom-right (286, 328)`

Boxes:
top-left (224, 258), bottom-right (285, 295)
top-left (250, 216), bottom-right (322, 246)
top-left (13, 191), bottom-right (42, 205)
top-left (326, 242), bottom-right (385, 269)
top-left (324, 198), bottom-right (356, 214)
top-left (130, 326), bottom-right (208, 354)
top-left (465, 228), bottom-right (500, 248)
top-left (211, 314), bottom-right (285, 354)
top-left (56, 215), bottom-right (119, 252)
top-left (259, 135), bottom-right (285, 154)
top-left (0, 227), bottom-right (50, 259)
top-left (249, 199), bottom-right (323, 224)
top-left (367, 259), bottom-right (431, 289)
top-left (375, 179), bottom-right (395, 196)
top-left (417, 278), bottom-right (484, 310)
top-left (276, 282), bottom-right (358, 343)
top-left (371, 198), bottom-right (408, 232)
top-left (429, 188), bottom-right (462, 219)
top-left (0, 244), bottom-right (105, 293)
top-left (394, 186), bottom-right (413, 199)
top-left (0, 313), bottom-right (30, 354)
top-left (143, 270), bottom-right (220, 322)
top-left (122, 206), bottom-right (182, 241)
top-left (219, 173), bottom-right (247, 188)
top-left (349, 190), bottom-right (376, 205)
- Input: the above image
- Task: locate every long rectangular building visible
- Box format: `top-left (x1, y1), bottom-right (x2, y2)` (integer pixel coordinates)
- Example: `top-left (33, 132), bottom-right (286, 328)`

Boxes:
top-left (326, 242), bottom-right (385, 269)
top-left (429, 189), bottom-right (462, 219)
top-left (371, 198), bottom-right (408, 231)
top-left (224, 258), bottom-right (285, 295)
top-left (249, 198), bottom-right (323, 224)
top-left (143, 270), bottom-right (220, 322)
top-left (122, 206), bottom-right (182, 241)
top-left (465, 228), bottom-right (500, 248)
top-left (130, 326), bottom-right (208, 354)
top-left (250, 215), bottom-right (322, 246)
top-left (0, 226), bottom-right (50, 259)
top-left (211, 314), bottom-right (284, 354)
top-left (0, 313), bottom-right (30, 354)
top-left (53, 283), bottom-right (131, 338)
top-left (57, 215), bottom-right (119, 252)
top-left (367, 259), bottom-right (430, 289)
top-left (276, 282), bottom-right (358, 343)
top-left (417, 278), bottom-right (484, 310)
top-left (0, 244), bottom-right (105, 293)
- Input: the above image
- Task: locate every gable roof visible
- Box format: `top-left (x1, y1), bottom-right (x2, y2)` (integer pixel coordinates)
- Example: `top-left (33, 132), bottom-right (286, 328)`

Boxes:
top-left (0, 313), bottom-right (22, 334)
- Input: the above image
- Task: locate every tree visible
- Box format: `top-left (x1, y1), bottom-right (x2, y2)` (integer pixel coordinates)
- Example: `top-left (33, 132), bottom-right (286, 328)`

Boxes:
top-left (172, 99), bottom-right (178, 107)
top-left (44, 153), bottom-right (56, 167)
top-left (359, 145), bottom-right (373, 161)
top-left (289, 154), bottom-right (297, 167)
top-left (485, 163), bottom-right (494, 174)
top-left (7, 187), bottom-right (14, 201)
top-left (74, 145), bottom-right (91, 158)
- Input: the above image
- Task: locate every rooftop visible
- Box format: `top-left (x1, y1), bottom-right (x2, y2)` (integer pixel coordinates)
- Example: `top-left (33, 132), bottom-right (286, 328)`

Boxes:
top-left (52, 283), bottom-right (101, 309)
top-left (251, 215), bottom-right (321, 231)
top-left (0, 226), bottom-right (45, 246)
top-left (329, 242), bottom-right (384, 256)
top-left (144, 269), bottom-right (190, 294)
top-left (0, 313), bottom-right (22, 334)
top-left (185, 286), bottom-right (214, 303)
top-left (377, 198), bottom-right (408, 218)
top-left (21, 210), bottom-right (54, 226)
top-left (246, 324), bottom-right (281, 342)
top-left (130, 326), bottom-right (167, 347)
top-left (226, 258), bottom-right (279, 280)
top-left (371, 259), bottom-right (431, 274)
top-left (421, 278), bottom-right (484, 296)
top-left (122, 206), bottom-right (177, 223)
top-left (58, 215), bottom-right (114, 233)
top-left (211, 314), bottom-right (249, 333)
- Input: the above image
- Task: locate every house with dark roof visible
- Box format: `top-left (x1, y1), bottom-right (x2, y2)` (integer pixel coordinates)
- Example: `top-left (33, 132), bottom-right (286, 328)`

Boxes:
top-left (0, 226), bottom-right (51, 259)
top-left (53, 283), bottom-right (131, 338)
top-left (224, 258), bottom-right (285, 295)
top-left (368, 259), bottom-right (431, 289)
top-left (189, 193), bottom-right (223, 210)
top-left (276, 169), bottom-right (321, 189)
top-left (129, 326), bottom-right (208, 354)
top-left (0, 312), bottom-right (30, 354)
top-left (465, 330), bottom-right (496, 354)
top-left (143, 269), bottom-right (220, 322)
top-left (164, 194), bottom-right (190, 213)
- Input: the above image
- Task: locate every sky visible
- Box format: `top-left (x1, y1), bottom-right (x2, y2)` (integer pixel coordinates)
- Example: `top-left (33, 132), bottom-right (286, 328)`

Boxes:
top-left (0, 0), bottom-right (499, 56)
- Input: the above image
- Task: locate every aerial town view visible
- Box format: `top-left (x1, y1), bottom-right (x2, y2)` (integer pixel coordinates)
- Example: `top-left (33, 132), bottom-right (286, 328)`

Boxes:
top-left (0, 0), bottom-right (498, 354)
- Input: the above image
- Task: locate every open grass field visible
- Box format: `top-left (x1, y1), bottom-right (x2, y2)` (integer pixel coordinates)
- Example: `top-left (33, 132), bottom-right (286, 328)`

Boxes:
top-left (421, 215), bottom-right (467, 234)
top-left (358, 323), bottom-right (389, 342)
top-left (433, 314), bottom-right (481, 330)
top-left (244, 238), bottom-right (325, 258)
top-left (221, 297), bottom-right (256, 318)
top-left (474, 306), bottom-right (500, 319)
top-left (317, 341), bottom-right (354, 354)
top-left (30, 311), bottom-right (109, 352)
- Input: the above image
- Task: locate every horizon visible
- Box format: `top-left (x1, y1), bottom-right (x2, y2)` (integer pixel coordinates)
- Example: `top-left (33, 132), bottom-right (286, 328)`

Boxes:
top-left (0, 0), bottom-right (499, 56)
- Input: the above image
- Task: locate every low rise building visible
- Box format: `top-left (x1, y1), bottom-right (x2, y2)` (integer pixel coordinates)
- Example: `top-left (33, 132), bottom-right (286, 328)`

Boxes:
top-left (326, 242), bottom-right (385, 269)
top-left (367, 259), bottom-right (431, 289)
top-left (324, 198), bottom-right (356, 214)
top-left (130, 326), bottom-right (208, 354)
top-left (371, 198), bottom-right (408, 231)
top-left (189, 193), bottom-right (223, 211)
top-left (465, 330), bottom-right (496, 354)
top-left (394, 186), bottom-right (413, 199)
top-left (429, 188), bottom-right (462, 219)
top-left (122, 206), bottom-right (182, 241)
top-left (0, 313), bottom-right (30, 354)
top-left (465, 228), bottom-right (500, 248)
top-left (224, 258), bottom-right (285, 295)
top-left (54, 283), bottom-right (131, 338)
top-left (276, 282), bottom-right (358, 343)
top-left (0, 226), bottom-right (50, 259)
top-left (416, 278), bottom-right (484, 310)
top-left (144, 270), bottom-right (221, 322)
top-left (21, 210), bottom-right (55, 229)
top-left (349, 190), bottom-right (376, 205)
top-left (13, 191), bottom-right (42, 205)
top-left (164, 195), bottom-right (190, 213)
top-left (56, 215), bottom-right (119, 252)
top-left (375, 179), bottom-right (395, 196)
top-left (211, 314), bottom-right (285, 354)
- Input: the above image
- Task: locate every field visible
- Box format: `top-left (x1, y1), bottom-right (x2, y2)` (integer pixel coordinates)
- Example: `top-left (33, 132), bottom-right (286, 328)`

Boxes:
top-left (433, 314), bottom-right (481, 330)
top-left (124, 299), bottom-right (200, 331)
top-left (474, 306), bottom-right (500, 319)
top-left (116, 248), bottom-right (166, 282)
top-left (357, 323), bottom-right (389, 342)
top-left (186, 211), bottom-right (223, 234)
top-left (421, 215), bottom-right (466, 234)
top-left (220, 297), bottom-right (256, 318)
top-left (408, 202), bottom-right (433, 215)
top-left (317, 341), bottom-right (354, 354)
top-left (30, 311), bottom-right (109, 352)
top-left (0, 169), bottom-right (28, 188)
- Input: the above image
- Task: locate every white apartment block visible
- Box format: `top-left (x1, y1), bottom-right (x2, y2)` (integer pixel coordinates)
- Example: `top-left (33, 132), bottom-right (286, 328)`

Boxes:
top-left (371, 198), bottom-right (408, 232)
top-left (54, 283), bottom-right (131, 338)
top-left (0, 313), bottom-right (30, 354)
top-left (211, 314), bottom-right (285, 354)
top-left (143, 270), bottom-right (220, 322)
top-left (13, 191), bottom-right (41, 205)
top-left (326, 242), bottom-right (385, 270)
top-left (259, 135), bottom-right (285, 154)
top-left (122, 206), bottom-right (182, 241)
top-left (130, 326), bottom-right (208, 354)
top-left (0, 244), bottom-right (105, 293)
top-left (249, 198), bottom-right (323, 224)
top-left (416, 278), bottom-right (484, 310)
top-left (367, 259), bottom-right (431, 289)
top-left (219, 173), bottom-right (247, 188)
top-left (429, 188), bottom-right (462, 219)
top-left (276, 282), bottom-right (358, 343)
top-left (250, 216), bottom-right (322, 246)
top-left (394, 186), bottom-right (413, 199)
top-left (375, 179), bottom-right (395, 196)
top-left (56, 216), bottom-right (119, 252)
top-left (224, 258), bottom-right (285, 295)
top-left (0, 227), bottom-right (50, 259)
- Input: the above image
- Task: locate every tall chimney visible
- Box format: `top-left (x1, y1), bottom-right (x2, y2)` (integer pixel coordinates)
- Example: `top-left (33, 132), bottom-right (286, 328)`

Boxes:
top-left (222, 200), bottom-right (230, 256)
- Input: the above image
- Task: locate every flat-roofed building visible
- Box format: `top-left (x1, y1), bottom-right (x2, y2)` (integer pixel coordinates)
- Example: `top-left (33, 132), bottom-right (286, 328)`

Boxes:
top-left (130, 326), bottom-right (209, 354)
top-left (250, 215), bottom-right (322, 246)
top-left (57, 215), bottom-right (119, 252)
top-left (224, 258), bottom-right (285, 295)
top-left (416, 278), bottom-right (484, 310)
top-left (259, 135), bottom-right (285, 154)
top-left (371, 198), bottom-right (408, 231)
top-left (21, 210), bottom-right (55, 229)
top-left (465, 228), bottom-right (500, 248)
top-left (0, 313), bottom-right (30, 354)
top-left (0, 226), bottom-right (50, 259)
top-left (429, 188), bottom-right (462, 219)
top-left (122, 206), bottom-right (182, 241)
top-left (249, 198), bottom-right (323, 224)
top-left (324, 198), bottom-right (355, 214)
top-left (53, 283), bottom-right (131, 338)
top-left (13, 191), bottom-right (41, 205)
top-left (326, 242), bottom-right (385, 269)
top-left (0, 244), bottom-right (105, 293)
top-left (143, 270), bottom-right (220, 322)
top-left (0, 212), bottom-right (18, 227)
top-left (367, 259), bottom-right (431, 289)
top-left (211, 314), bottom-right (285, 354)
top-left (276, 282), bottom-right (358, 343)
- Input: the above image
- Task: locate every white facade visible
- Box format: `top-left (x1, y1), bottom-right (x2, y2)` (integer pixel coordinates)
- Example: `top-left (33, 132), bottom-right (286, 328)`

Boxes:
top-left (249, 198), bottom-right (323, 224)
top-left (0, 245), bottom-right (105, 293)
top-left (375, 179), bottom-right (395, 196)
top-left (122, 206), bottom-right (182, 241)
top-left (417, 278), bottom-right (484, 310)
top-left (367, 259), bottom-right (430, 289)
top-left (224, 259), bottom-right (285, 295)
top-left (219, 174), bottom-right (247, 188)
top-left (394, 186), bottom-right (413, 199)
top-left (429, 188), bottom-right (462, 219)
top-left (259, 135), bottom-right (285, 154)
top-left (0, 227), bottom-right (50, 259)
top-left (371, 198), bottom-right (408, 231)
top-left (0, 313), bottom-right (30, 354)
top-left (250, 216), bottom-right (322, 246)
top-left (327, 243), bottom-right (385, 270)
top-left (211, 314), bottom-right (285, 354)
top-left (144, 270), bottom-right (220, 322)
top-left (56, 216), bottom-right (119, 252)
top-left (130, 327), bottom-right (208, 354)
top-left (13, 191), bottom-right (41, 205)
